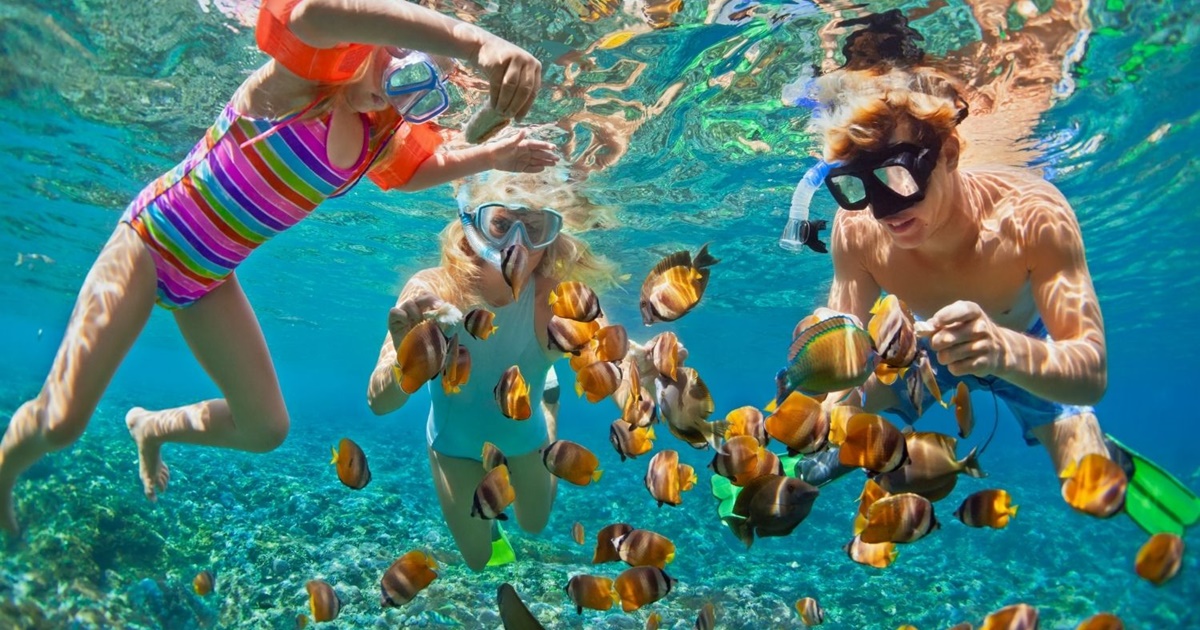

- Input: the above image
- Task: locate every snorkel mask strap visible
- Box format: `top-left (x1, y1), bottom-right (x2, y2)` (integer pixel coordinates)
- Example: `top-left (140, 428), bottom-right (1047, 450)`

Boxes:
top-left (457, 184), bottom-right (504, 268)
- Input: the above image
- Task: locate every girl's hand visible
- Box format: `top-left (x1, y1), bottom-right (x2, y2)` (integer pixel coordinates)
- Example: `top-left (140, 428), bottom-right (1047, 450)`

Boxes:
top-left (927, 300), bottom-right (1010, 378)
top-left (388, 291), bottom-right (446, 351)
top-left (473, 35), bottom-right (542, 119)
top-left (489, 130), bottom-right (559, 173)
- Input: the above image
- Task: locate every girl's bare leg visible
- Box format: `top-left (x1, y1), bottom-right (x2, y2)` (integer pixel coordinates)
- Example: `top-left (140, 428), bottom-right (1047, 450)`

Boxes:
top-left (508, 444), bottom-right (556, 535)
top-left (124, 273), bottom-right (289, 501)
top-left (427, 447), bottom-right (492, 571)
top-left (0, 225), bottom-right (158, 534)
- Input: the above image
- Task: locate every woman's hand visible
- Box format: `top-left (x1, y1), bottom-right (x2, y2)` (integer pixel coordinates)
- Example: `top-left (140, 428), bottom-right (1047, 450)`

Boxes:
top-left (473, 35), bottom-right (542, 119)
top-left (927, 300), bottom-right (1010, 378)
top-left (488, 130), bottom-right (559, 173)
top-left (388, 291), bottom-right (446, 351)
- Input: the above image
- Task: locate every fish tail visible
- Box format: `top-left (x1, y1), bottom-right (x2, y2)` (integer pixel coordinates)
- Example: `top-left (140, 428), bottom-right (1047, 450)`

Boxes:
top-left (646, 427), bottom-right (657, 440)
top-left (329, 447), bottom-right (338, 465)
top-left (575, 382), bottom-right (585, 397)
top-left (962, 446), bottom-right (986, 478)
top-left (548, 292), bottom-right (558, 306)
top-left (592, 469), bottom-right (604, 483)
top-left (774, 369), bottom-right (790, 408)
top-left (692, 242), bottom-right (719, 268)
top-left (1009, 504), bottom-right (1019, 517)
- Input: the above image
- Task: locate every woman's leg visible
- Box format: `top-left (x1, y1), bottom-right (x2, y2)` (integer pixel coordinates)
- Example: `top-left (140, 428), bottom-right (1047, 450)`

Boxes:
top-left (124, 273), bottom-right (289, 501)
top-left (427, 447), bottom-right (492, 571)
top-left (0, 224), bottom-right (158, 533)
top-left (508, 445), bottom-right (557, 535)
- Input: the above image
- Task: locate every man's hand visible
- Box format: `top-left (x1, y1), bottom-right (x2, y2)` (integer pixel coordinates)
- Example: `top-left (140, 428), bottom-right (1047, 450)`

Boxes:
top-left (388, 291), bottom-right (446, 352)
top-left (927, 300), bottom-right (1010, 378)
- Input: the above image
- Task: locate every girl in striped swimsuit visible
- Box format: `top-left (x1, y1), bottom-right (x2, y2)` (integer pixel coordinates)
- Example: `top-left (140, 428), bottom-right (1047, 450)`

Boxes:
top-left (0, 0), bottom-right (557, 535)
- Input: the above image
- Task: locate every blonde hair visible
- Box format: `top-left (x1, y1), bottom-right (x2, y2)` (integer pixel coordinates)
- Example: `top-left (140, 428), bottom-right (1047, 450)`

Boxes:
top-left (810, 65), bottom-right (968, 162)
top-left (413, 168), bottom-right (620, 309)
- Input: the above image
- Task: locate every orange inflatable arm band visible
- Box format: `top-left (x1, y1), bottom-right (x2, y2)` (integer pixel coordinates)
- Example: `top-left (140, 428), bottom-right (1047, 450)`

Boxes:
top-left (256, 0), bottom-right (375, 83)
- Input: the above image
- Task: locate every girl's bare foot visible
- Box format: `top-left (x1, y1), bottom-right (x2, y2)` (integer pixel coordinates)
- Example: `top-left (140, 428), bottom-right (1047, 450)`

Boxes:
top-left (125, 408), bottom-right (170, 502)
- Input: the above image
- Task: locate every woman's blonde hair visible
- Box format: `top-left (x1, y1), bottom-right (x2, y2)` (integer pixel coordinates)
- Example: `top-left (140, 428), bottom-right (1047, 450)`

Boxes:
top-left (414, 167), bottom-right (620, 309)
top-left (810, 65), bottom-right (969, 163)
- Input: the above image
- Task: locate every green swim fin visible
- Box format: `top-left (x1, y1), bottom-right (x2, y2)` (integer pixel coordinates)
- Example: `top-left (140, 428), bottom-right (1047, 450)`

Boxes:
top-left (1106, 434), bottom-right (1200, 536)
top-left (487, 521), bottom-right (517, 567)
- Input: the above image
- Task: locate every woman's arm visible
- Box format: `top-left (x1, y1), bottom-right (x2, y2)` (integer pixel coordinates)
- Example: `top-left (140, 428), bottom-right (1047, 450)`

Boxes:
top-left (366, 271), bottom-right (447, 415)
top-left (396, 131), bottom-right (559, 192)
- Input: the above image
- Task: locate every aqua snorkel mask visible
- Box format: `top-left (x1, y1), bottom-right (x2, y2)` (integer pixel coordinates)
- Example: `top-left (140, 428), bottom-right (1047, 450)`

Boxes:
top-left (381, 48), bottom-right (450, 124)
top-left (457, 190), bottom-right (565, 268)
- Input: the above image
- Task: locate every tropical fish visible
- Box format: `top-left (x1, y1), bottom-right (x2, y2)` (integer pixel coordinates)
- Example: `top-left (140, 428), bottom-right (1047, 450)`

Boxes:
top-left (647, 331), bottom-right (683, 380)
top-left (874, 430), bottom-right (983, 502)
top-left (576, 361), bottom-right (621, 403)
top-left (657, 367), bottom-right (720, 449)
top-left (980, 603), bottom-right (1038, 630)
top-left (860, 493), bottom-right (939, 544)
top-left (952, 381), bottom-right (973, 438)
top-left (501, 244), bottom-right (529, 299)
top-left (495, 366), bottom-right (532, 420)
top-left (906, 351), bottom-right (946, 416)
top-left (330, 437), bottom-right (372, 490)
top-left (306, 580), bottom-right (342, 622)
top-left (472, 464), bottom-right (517, 520)
top-left (464, 105), bottom-right (510, 145)
top-left (728, 474), bottom-right (820, 547)
top-left (569, 342), bottom-right (602, 373)
top-left (752, 448), bottom-right (783, 481)
top-left (777, 315), bottom-right (875, 402)
top-left (482, 442), bottom-right (508, 472)
top-left (646, 612), bottom-right (663, 630)
top-left (592, 523), bottom-right (633, 563)
top-left (610, 420), bottom-right (656, 461)
top-left (464, 308), bottom-right (498, 340)
top-left (854, 478), bottom-right (889, 535)
top-left (297, 613), bottom-right (308, 629)
top-left (795, 597), bottom-right (825, 626)
top-left (1135, 532), bottom-right (1184, 586)
top-left (497, 583), bottom-right (546, 630)
top-left (867, 295), bottom-right (918, 384)
top-left (839, 414), bottom-right (909, 474)
top-left (396, 319), bottom-right (449, 394)
top-left (709, 435), bottom-right (768, 486)
top-left (565, 575), bottom-right (619, 613)
top-left (549, 316), bottom-right (601, 355)
top-left (695, 602), bottom-right (716, 630)
top-left (592, 325), bottom-right (629, 362)
top-left (1060, 453), bottom-right (1127, 518)
top-left (765, 391), bottom-right (829, 455)
top-left (614, 528), bottom-right (676, 569)
top-left (724, 406), bottom-right (768, 446)
top-left (827, 404), bottom-right (862, 446)
top-left (620, 363), bottom-right (657, 428)
top-left (955, 489), bottom-right (1018, 529)
top-left (192, 570), bottom-right (214, 596)
top-left (615, 566), bottom-right (676, 612)
top-left (441, 335), bottom-right (471, 394)
top-left (380, 551), bottom-right (438, 608)
top-left (1076, 613), bottom-right (1124, 630)
top-left (844, 535), bottom-right (898, 569)
top-left (645, 449), bottom-right (697, 507)
top-left (549, 281), bottom-right (602, 322)
top-left (640, 244), bottom-right (719, 325)
top-left (541, 440), bottom-right (603, 486)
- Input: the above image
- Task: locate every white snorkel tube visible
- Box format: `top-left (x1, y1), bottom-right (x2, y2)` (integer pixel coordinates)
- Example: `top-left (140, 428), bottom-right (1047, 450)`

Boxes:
top-left (778, 73), bottom-right (834, 253)
top-left (457, 185), bottom-right (504, 268)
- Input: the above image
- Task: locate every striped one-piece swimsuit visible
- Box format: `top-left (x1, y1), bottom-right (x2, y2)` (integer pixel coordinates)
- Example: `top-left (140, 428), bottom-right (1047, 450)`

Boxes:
top-left (122, 101), bottom-right (383, 309)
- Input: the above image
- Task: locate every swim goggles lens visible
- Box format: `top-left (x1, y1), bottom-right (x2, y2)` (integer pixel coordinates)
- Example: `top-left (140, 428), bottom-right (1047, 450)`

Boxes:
top-left (381, 49), bottom-right (450, 123)
top-left (473, 202), bottom-right (564, 250)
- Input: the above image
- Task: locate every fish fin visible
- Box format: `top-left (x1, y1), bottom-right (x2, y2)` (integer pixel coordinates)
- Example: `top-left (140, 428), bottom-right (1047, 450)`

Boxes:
top-left (496, 512), bottom-right (509, 521)
top-left (330, 447), bottom-right (338, 465)
top-left (646, 427), bottom-right (657, 440)
top-left (548, 292), bottom-right (558, 306)
top-left (888, 548), bottom-right (899, 564)
top-left (961, 446), bottom-right (985, 478)
top-left (1009, 504), bottom-right (1020, 517)
top-left (609, 588), bottom-right (622, 608)
top-left (650, 250), bottom-right (694, 277)
top-left (874, 365), bottom-right (899, 385)
top-left (692, 243), bottom-right (719, 268)
top-left (575, 382), bottom-right (584, 397)
top-left (764, 397), bottom-right (778, 413)
top-left (869, 295), bottom-right (885, 315)
top-left (1059, 459), bottom-right (1080, 480)
top-left (592, 469), bottom-right (604, 483)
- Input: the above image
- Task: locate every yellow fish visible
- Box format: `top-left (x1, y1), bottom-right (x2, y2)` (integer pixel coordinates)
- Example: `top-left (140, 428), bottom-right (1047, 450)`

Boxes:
top-left (640, 244), bottom-right (719, 324)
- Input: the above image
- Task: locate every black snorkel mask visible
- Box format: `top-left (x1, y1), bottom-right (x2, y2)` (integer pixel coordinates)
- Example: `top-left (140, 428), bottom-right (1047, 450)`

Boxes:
top-left (824, 140), bottom-right (942, 220)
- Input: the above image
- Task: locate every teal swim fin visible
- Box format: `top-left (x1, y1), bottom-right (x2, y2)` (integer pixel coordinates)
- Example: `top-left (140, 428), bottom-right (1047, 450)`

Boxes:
top-left (487, 521), bottom-right (517, 567)
top-left (1106, 434), bottom-right (1200, 536)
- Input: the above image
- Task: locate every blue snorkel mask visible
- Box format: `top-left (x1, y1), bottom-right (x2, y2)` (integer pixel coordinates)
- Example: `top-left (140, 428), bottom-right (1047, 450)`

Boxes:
top-left (457, 187), bottom-right (565, 268)
top-left (381, 48), bottom-right (450, 124)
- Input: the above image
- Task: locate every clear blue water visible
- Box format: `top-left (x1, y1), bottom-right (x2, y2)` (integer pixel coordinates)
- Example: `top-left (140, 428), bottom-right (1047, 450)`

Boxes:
top-left (1, 0), bottom-right (1198, 628)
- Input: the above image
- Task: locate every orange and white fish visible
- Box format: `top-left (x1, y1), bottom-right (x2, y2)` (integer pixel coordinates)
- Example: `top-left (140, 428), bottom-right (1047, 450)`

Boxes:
top-left (614, 566), bottom-right (676, 612)
top-left (565, 575), bottom-right (619, 613)
top-left (501, 244), bottom-right (529, 299)
top-left (795, 597), bottom-right (824, 626)
top-left (192, 570), bottom-right (214, 596)
top-left (440, 334), bottom-right (471, 394)
top-left (645, 449), bottom-right (697, 507)
top-left (647, 331), bottom-right (683, 380)
top-left (380, 551), bottom-right (438, 608)
top-left (576, 361), bottom-right (621, 403)
top-left (640, 244), bottom-right (719, 325)
top-left (614, 528), bottom-right (676, 569)
top-left (330, 437), bottom-right (372, 490)
top-left (765, 391), bottom-right (829, 455)
top-left (951, 382), bottom-right (973, 438)
top-left (541, 440), bottom-right (603, 486)
top-left (859, 493), bottom-right (939, 544)
top-left (955, 489), bottom-right (1018, 529)
top-left (572, 521), bottom-right (586, 546)
top-left (610, 420), bottom-right (656, 461)
top-left (724, 406), bottom-right (768, 446)
top-left (396, 319), bottom-right (448, 394)
top-left (844, 535), bottom-right (898, 569)
top-left (592, 325), bottom-right (629, 362)
top-left (867, 295), bottom-right (918, 385)
top-left (305, 580), bottom-right (342, 622)
top-left (1076, 613), bottom-right (1125, 630)
top-left (874, 430), bottom-right (983, 502)
top-left (481, 442), bottom-right (507, 472)
top-left (827, 404), bottom-right (862, 446)
top-left (471, 464), bottom-right (516, 520)
top-left (1135, 532), bottom-right (1184, 586)
top-left (728, 474), bottom-right (820, 548)
top-left (464, 308), bottom-right (498, 340)
top-left (592, 523), bottom-right (633, 563)
top-left (657, 367), bottom-right (720, 449)
top-left (1060, 453), bottom-right (1127, 518)
top-left (980, 603), bottom-right (1038, 630)
top-left (854, 478), bottom-right (889, 535)
top-left (838, 414), bottom-right (909, 474)
top-left (495, 366), bottom-right (532, 420)
top-left (549, 281), bottom-right (602, 322)
top-left (549, 316), bottom-right (601, 355)
top-left (708, 435), bottom-right (773, 486)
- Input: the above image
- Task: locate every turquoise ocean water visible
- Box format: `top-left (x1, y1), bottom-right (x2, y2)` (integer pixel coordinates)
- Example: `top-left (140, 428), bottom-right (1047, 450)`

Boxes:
top-left (1, 0), bottom-right (1198, 627)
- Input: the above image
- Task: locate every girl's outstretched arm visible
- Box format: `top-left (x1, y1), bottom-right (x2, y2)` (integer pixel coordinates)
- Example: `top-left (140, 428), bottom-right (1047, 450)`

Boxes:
top-left (396, 131), bottom-right (559, 191)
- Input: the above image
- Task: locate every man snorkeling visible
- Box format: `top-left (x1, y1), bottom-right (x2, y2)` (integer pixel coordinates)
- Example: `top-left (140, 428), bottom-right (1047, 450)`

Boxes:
top-left (777, 11), bottom-right (1198, 534)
